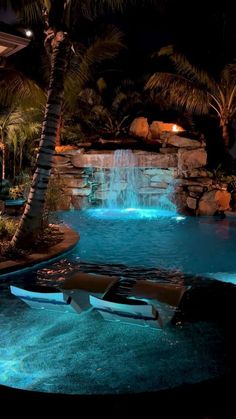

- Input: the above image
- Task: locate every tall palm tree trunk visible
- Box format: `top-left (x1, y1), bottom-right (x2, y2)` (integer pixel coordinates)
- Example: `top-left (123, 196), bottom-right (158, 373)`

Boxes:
top-left (56, 114), bottom-right (62, 147)
top-left (0, 127), bottom-right (6, 180)
top-left (11, 32), bottom-right (71, 247)
top-left (222, 123), bottom-right (230, 150)
top-left (1, 144), bottom-right (6, 180)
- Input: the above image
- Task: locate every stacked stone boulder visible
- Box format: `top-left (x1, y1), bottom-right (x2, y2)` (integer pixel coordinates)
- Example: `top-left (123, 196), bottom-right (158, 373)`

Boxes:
top-left (51, 119), bottom-right (231, 215)
top-left (129, 118), bottom-right (231, 215)
top-left (52, 150), bottom-right (92, 210)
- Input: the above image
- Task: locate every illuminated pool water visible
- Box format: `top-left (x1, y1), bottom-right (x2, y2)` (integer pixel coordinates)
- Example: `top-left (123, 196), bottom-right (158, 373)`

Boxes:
top-left (63, 209), bottom-right (236, 283)
top-left (0, 209), bottom-right (235, 395)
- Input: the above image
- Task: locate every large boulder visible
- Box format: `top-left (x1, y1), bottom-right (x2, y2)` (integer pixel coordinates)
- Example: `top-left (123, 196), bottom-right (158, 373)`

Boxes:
top-left (71, 195), bottom-right (89, 209)
top-left (149, 121), bottom-right (161, 139)
top-left (174, 191), bottom-right (189, 214)
top-left (71, 153), bottom-right (114, 168)
top-left (129, 117), bottom-right (149, 138)
top-left (62, 177), bottom-right (88, 189)
top-left (166, 135), bottom-right (203, 148)
top-left (136, 153), bottom-right (178, 168)
top-left (181, 168), bottom-right (211, 178)
top-left (186, 196), bottom-right (197, 210)
top-left (178, 148), bottom-right (207, 172)
top-left (198, 190), bottom-right (231, 215)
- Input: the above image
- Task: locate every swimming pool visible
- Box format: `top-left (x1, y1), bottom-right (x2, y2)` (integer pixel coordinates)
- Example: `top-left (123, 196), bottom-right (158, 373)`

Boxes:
top-left (62, 209), bottom-right (236, 283)
top-left (0, 209), bottom-right (235, 395)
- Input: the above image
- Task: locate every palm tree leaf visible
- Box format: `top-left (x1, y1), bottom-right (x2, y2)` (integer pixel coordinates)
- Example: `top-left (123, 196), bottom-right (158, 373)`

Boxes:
top-left (169, 53), bottom-right (218, 93)
top-left (70, 0), bottom-right (166, 20)
top-left (19, 1), bottom-right (43, 25)
top-left (65, 26), bottom-right (124, 109)
top-left (224, 63), bottom-right (236, 79)
top-left (146, 72), bottom-right (209, 115)
top-left (0, 68), bottom-right (46, 108)
top-left (146, 71), bottom-right (189, 90)
top-left (0, 0), bottom-right (43, 24)
top-left (0, 0), bottom-right (37, 9)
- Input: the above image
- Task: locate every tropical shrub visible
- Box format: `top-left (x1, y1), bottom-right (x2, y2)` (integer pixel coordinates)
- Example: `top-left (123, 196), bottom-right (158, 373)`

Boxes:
top-left (0, 217), bottom-right (17, 240)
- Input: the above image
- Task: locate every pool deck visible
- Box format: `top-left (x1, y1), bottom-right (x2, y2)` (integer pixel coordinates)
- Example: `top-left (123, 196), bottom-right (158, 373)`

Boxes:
top-left (0, 224), bottom-right (79, 275)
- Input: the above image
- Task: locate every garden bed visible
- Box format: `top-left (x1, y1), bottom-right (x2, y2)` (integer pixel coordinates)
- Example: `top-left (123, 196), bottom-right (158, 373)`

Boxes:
top-left (0, 223), bottom-right (79, 274)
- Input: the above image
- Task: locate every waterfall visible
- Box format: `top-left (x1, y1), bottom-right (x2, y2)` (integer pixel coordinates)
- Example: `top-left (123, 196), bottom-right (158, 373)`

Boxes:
top-left (96, 149), bottom-right (177, 212)
top-left (106, 150), bottom-right (140, 208)
top-left (158, 181), bottom-right (177, 212)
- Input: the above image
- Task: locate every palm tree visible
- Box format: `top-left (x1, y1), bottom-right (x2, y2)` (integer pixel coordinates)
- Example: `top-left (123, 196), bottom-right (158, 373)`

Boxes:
top-left (0, 63), bottom-right (46, 179)
top-left (0, 106), bottom-right (41, 180)
top-left (0, 107), bottom-right (25, 180)
top-left (59, 25), bottom-right (125, 145)
top-left (146, 49), bottom-right (236, 151)
top-left (9, 111), bottom-right (41, 178)
top-left (0, 65), bottom-right (45, 107)
top-left (1, 0), bottom-right (163, 248)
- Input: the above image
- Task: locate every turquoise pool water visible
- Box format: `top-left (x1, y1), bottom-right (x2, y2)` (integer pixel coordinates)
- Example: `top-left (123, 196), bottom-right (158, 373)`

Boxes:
top-left (0, 209), bottom-right (235, 395)
top-left (62, 209), bottom-right (236, 283)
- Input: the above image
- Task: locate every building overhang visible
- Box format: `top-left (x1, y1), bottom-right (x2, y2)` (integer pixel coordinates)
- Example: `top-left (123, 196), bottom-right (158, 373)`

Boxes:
top-left (0, 30), bottom-right (29, 57)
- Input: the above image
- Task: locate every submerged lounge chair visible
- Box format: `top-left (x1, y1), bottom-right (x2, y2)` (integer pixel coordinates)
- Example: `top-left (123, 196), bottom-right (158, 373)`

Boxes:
top-left (10, 284), bottom-right (75, 313)
top-left (10, 272), bottom-right (187, 328)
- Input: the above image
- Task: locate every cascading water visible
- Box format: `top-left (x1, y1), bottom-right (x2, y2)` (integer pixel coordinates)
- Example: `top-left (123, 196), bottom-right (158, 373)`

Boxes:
top-left (103, 149), bottom-right (177, 213)
top-left (158, 181), bottom-right (177, 213)
top-left (105, 149), bottom-right (140, 208)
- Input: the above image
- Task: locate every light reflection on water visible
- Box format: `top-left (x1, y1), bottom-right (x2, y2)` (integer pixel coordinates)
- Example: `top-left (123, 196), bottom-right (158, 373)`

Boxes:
top-left (0, 209), bottom-right (235, 394)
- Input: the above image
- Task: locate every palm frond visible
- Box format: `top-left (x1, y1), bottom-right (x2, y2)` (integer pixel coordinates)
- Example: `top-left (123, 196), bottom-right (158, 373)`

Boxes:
top-left (0, 0), bottom-right (43, 24)
top-left (111, 92), bottom-right (127, 111)
top-left (169, 53), bottom-right (218, 93)
top-left (0, 0), bottom-right (37, 9)
top-left (19, 1), bottom-right (43, 25)
top-left (70, 0), bottom-right (166, 21)
top-left (146, 72), bottom-right (190, 91)
top-left (146, 72), bottom-right (209, 115)
top-left (65, 26), bottom-right (124, 109)
top-left (70, 0), bottom-right (128, 17)
top-left (220, 66), bottom-right (236, 94)
top-left (0, 68), bottom-right (46, 108)
top-left (221, 63), bottom-right (236, 81)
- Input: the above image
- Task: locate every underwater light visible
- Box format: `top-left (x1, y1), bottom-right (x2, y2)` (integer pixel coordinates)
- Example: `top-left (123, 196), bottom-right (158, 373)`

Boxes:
top-left (175, 216), bottom-right (186, 221)
top-left (84, 207), bottom-right (179, 219)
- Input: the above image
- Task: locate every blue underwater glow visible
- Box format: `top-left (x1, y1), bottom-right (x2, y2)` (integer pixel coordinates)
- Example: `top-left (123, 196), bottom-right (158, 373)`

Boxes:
top-left (98, 150), bottom-right (177, 212)
top-left (85, 207), bottom-right (179, 220)
top-left (1, 207), bottom-right (236, 394)
top-left (0, 292), bottom-right (228, 394)
top-left (62, 210), bottom-right (236, 284)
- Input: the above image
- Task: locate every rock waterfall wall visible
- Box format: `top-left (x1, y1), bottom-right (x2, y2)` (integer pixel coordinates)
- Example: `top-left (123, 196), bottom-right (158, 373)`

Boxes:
top-left (52, 134), bottom-right (231, 215)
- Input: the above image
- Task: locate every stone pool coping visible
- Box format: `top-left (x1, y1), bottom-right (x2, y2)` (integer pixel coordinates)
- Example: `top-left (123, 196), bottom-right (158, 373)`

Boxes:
top-left (0, 224), bottom-right (79, 275)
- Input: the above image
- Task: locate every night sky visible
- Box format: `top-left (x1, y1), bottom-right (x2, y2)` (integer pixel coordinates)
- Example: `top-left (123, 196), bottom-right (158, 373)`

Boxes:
top-left (1, 1), bottom-right (235, 75)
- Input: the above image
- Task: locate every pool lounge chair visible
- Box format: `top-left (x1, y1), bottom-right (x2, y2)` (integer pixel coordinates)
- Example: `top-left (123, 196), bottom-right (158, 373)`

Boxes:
top-left (10, 272), bottom-right (187, 328)
top-left (10, 285), bottom-right (76, 314)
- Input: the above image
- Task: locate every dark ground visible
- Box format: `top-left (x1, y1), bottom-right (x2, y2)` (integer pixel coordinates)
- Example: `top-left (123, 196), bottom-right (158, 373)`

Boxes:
top-left (0, 372), bottom-right (235, 418)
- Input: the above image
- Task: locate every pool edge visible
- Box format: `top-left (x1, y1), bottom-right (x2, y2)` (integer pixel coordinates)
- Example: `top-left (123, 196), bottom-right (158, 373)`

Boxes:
top-left (0, 372), bottom-right (234, 417)
top-left (0, 224), bottom-right (79, 275)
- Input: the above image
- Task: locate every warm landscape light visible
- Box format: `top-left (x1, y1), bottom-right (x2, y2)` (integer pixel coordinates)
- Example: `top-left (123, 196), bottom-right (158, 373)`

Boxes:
top-left (25, 29), bottom-right (33, 38)
top-left (171, 123), bottom-right (185, 132)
